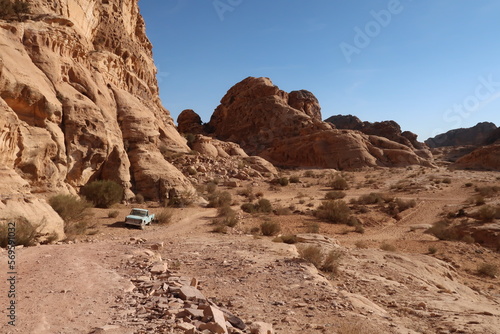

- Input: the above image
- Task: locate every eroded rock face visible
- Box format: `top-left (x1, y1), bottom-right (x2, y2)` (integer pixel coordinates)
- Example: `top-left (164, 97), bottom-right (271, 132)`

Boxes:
top-left (0, 0), bottom-right (196, 236)
top-left (0, 0), bottom-right (197, 237)
top-left (454, 144), bottom-right (500, 171)
top-left (208, 77), bottom-right (433, 169)
top-left (326, 114), bottom-right (432, 160)
top-left (425, 122), bottom-right (497, 148)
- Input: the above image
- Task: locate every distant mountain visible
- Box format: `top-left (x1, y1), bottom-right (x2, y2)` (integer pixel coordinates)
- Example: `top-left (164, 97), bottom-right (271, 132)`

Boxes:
top-left (425, 122), bottom-right (497, 148)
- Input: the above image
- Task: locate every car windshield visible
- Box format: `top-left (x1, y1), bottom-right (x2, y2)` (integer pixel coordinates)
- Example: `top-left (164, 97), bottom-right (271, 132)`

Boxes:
top-left (130, 209), bottom-right (147, 216)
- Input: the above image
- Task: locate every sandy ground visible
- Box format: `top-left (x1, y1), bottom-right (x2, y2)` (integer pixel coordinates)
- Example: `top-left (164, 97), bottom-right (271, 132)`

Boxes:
top-left (0, 166), bottom-right (499, 333)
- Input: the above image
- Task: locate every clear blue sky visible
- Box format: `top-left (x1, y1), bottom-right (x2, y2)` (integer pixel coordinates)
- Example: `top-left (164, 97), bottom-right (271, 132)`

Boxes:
top-left (138, 0), bottom-right (500, 140)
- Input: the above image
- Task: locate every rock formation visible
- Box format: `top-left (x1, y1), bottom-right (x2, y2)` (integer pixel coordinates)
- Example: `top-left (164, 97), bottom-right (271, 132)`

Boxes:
top-left (177, 109), bottom-right (204, 135)
top-left (208, 77), bottom-right (433, 169)
top-left (326, 114), bottom-right (432, 160)
top-left (454, 144), bottom-right (500, 171)
top-left (0, 0), bottom-right (195, 237)
top-left (425, 122), bottom-right (497, 148)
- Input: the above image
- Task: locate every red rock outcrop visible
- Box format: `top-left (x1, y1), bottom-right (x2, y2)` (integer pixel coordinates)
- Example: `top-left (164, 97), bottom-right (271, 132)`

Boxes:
top-left (454, 144), bottom-right (500, 171)
top-left (208, 77), bottom-right (433, 169)
top-left (326, 114), bottom-right (432, 160)
top-left (0, 0), bottom-right (195, 236)
top-left (177, 109), bottom-right (204, 135)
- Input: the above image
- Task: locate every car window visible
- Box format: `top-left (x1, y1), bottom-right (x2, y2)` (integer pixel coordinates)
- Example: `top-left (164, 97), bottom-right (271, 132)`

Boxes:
top-left (131, 209), bottom-right (147, 216)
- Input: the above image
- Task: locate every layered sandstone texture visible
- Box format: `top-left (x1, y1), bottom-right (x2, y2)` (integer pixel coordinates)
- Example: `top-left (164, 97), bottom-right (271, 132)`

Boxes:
top-left (208, 77), bottom-right (433, 169)
top-left (0, 0), bottom-right (194, 235)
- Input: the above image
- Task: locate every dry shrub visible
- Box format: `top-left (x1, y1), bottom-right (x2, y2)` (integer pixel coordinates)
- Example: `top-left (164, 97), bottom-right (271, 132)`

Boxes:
top-left (271, 177), bottom-right (289, 186)
top-left (476, 205), bottom-right (500, 222)
top-left (297, 244), bottom-right (323, 269)
top-left (108, 210), bottom-right (119, 218)
top-left (329, 176), bottom-right (349, 190)
top-left (477, 263), bottom-right (498, 278)
top-left (207, 191), bottom-right (232, 208)
top-left (135, 193), bottom-right (145, 204)
top-left (337, 321), bottom-right (373, 334)
top-left (274, 234), bottom-right (298, 244)
top-left (306, 222), bottom-right (320, 233)
top-left (156, 209), bottom-right (173, 225)
top-left (356, 192), bottom-right (385, 205)
top-left (315, 200), bottom-right (352, 224)
top-left (49, 194), bottom-right (92, 223)
top-left (380, 242), bottom-right (397, 252)
top-left (241, 202), bottom-right (256, 213)
top-left (395, 198), bottom-right (417, 212)
top-left (325, 191), bottom-right (346, 200)
top-left (321, 249), bottom-right (343, 274)
top-left (260, 221), bottom-right (281, 236)
top-left (237, 185), bottom-right (254, 199)
top-left (0, 217), bottom-right (41, 248)
top-left (475, 186), bottom-right (500, 197)
top-left (355, 240), bottom-right (369, 249)
top-left (275, 206), bottom-right (292, 215)
top-left (212, 224), bottom-right (227, 234)
top-left (426, 219), bottom-right (459, 241)
top-left (289, 176), bottom-right (301, 183)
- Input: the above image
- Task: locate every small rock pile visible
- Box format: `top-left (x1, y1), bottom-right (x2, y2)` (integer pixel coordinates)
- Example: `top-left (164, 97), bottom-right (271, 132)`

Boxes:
top-left (109, 245), bottom-right (274, 334)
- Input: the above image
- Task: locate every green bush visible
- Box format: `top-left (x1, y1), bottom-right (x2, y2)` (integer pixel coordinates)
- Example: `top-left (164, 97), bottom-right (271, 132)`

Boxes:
top-left (49, 194), bottom-right (92, 223)
top-left (81, 180), bottom-right (123, 208)
top-left (0, 217), bottom-right (40, 248)
top-left (315, 200), bottom-right (352, 224)
top-left (260, 221), bottom-right (281, 236)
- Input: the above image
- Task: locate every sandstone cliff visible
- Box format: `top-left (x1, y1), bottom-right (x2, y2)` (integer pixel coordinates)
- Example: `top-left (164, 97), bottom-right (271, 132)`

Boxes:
top-left (0, 0), bottom-right (194, 236)
top-left (207, 77), bottom-right (433, 169)
top-left (425, 122), bottom-right (497, 148)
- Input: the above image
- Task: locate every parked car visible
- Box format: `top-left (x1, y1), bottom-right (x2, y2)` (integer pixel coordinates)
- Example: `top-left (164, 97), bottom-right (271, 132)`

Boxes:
top-left (125, 208), bottom-right (155, 229)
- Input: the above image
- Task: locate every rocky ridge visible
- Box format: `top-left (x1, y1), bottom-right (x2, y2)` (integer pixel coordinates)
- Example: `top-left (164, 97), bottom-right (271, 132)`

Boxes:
top-left (207, 77), bottom-right (433, 169)
top-left (425, 122), bottom-right (497, 148)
